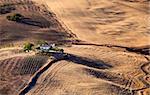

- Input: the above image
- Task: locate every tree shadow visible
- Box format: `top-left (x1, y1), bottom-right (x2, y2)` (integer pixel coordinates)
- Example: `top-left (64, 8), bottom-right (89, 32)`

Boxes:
top-left (19, 52), bottom-right (112, 95)
top-left (66, 54), bottom-right (112, 69)
top-left (18, 18), bottom-right (49, 28)
top-left (49, 53), bottom-right (112, 69)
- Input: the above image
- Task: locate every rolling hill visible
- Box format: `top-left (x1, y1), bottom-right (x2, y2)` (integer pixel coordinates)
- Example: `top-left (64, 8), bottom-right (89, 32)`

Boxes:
top-left (0, 0), bottom-right (149, 95)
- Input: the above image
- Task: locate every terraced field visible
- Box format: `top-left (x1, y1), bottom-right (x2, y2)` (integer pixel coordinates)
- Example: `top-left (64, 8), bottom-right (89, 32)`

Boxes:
top-left (0, 50), bottom-right (49, 95)
top-left (23, 45), bottom-right (149, 95)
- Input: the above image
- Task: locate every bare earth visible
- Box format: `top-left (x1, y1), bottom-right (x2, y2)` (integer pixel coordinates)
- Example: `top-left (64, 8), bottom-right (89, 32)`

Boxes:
top-left (0, 0), bottom-right (150, 95)
top-left (0, 0), bottom-right (72, 46)
top-left (44, 0), bottom-right (149, 47)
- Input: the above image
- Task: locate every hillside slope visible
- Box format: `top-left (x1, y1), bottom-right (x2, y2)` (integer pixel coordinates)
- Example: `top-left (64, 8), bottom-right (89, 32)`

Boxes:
top-left (0, 0), bottom-right (149, 95)
top-left (44, 0), bottom-right (149, 47)
top-left (26, 0), bottom-right (150, 95)
top-left (26, 45), bottom-right (150, 95)
top-left (0, 47), bottom-right (49, 95)
top-left (0, 0), bottom-right (73, 46)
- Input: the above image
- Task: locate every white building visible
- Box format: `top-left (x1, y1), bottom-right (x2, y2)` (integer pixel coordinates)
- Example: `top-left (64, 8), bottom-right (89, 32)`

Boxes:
top-left (40, 45), bottom-right (51, 50)
top-left (38, 44), bottom-right (58, 53)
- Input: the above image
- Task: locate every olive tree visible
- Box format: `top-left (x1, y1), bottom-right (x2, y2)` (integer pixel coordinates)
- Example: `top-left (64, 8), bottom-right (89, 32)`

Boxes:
top-left (23, 42), bottom-right (34, 52)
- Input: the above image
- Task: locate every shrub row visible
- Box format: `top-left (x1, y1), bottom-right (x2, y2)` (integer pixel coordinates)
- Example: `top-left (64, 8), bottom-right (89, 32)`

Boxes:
top-left (7, 13), bottom-right (24, 21)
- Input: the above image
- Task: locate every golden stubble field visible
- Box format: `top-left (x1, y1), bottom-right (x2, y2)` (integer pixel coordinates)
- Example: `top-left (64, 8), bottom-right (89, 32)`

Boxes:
top-left (44, 0), bottom-right (149, 47)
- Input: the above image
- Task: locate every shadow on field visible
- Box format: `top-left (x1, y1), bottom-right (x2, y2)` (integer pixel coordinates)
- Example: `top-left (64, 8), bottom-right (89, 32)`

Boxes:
top-left (19, 18), bottom-right (47, 28)
top-left (44, 52), bottom-right (112, 69)
top-left (40, 52), bottom-right (112, 69)
top-left (19, 52), bottom-right (112, 95)
top-left (66, 54), bottom-right (112, 69)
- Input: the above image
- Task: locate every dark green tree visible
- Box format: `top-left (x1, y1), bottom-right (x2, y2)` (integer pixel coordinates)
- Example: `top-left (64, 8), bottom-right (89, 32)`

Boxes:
top-left (36, 40), bottom-right (48, 46)
top-left (6, 13), bottom-right (23, 21)
top-left (23, 42), bottom-right (34, 52)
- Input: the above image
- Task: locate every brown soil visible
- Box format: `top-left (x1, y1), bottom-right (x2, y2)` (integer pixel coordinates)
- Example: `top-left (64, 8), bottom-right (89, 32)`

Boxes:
top-left (0, 0), bottom-right (150, 95)
top-left (0, 48), bottom-right (49, 95)
top-left (0, 0), bottom-right (73, 46)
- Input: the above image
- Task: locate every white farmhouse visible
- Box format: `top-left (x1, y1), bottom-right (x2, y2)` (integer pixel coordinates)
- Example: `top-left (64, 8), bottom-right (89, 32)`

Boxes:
top-left (39, 44), bottom-right (52, 52)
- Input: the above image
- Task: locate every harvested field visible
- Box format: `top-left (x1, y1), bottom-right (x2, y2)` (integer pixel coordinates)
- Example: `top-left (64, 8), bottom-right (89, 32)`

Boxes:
top-left (44, 0), bottom-right (149, 47)
top-left (24, 45), bottom-right (150, 95)
top-left (0, 0), bottom-right (150, 95)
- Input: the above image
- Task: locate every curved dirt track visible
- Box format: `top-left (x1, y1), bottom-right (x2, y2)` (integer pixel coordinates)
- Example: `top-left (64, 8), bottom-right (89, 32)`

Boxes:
top-left (30, 1), bottom-right (150, 93)
top-left (25, 45), bottom-right (150, 95)
top-left (0, 0), bottom-right (150, 95)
